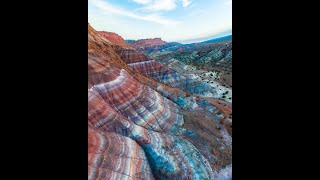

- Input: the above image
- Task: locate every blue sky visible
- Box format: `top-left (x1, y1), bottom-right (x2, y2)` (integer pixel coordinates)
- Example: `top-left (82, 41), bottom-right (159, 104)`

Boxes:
top-left (89, 0), bottom-right (232, 43)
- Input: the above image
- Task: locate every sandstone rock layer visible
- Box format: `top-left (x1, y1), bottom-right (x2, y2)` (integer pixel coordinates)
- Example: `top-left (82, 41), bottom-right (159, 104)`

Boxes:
top-left (88, 23), bottom-right (232, 180)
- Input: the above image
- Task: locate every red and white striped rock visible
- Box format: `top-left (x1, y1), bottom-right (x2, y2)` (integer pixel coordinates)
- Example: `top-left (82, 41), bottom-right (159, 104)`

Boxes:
top-left (88, 129), bottom-right (155, 180)
top-left (88, 23), bottom-right (231, 180)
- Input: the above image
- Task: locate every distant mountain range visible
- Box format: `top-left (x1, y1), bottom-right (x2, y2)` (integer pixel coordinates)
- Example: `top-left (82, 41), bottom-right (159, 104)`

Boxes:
top-left (201, 35), bottom-right (232, 44)
top-left (124, 35), bottom-right (232, 56)
top-left (126, 34), bottom-right (232, 46)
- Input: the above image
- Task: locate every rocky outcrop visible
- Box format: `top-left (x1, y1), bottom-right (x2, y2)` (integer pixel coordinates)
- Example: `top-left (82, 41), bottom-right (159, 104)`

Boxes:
top-left (130, 38), bottom-right (167, 50)
top-left (128, 60), bottom-right (217, 96)
top-left (88, 65), bottom-right (184, 133)
top-left (114, 47), bottom-right (150, 64)
top-left (98, 31), bottom-right (131, 48)
top-left (117, 51), bottom-right (219, 99)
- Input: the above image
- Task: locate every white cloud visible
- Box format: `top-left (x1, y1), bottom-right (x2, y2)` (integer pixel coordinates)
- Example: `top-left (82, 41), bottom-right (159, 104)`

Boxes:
top-left (143, 0), bottom-right (177, 11)
top-left (131, 0), bottom-right (151, 4)
top-left (181, 0), bottom-right (192, 7)
top-left (225, 0), bottom-right (232, 6)
top-left (132, 0), bottom-right (192, 11)
top-left (90, 0), bottom-right (179, 25)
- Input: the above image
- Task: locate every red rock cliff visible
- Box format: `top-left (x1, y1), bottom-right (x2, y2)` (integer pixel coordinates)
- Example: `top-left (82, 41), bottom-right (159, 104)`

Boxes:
top-left (129, 38), bottom-right (167, 50)
top-left (98, 31), bottom-right (131, 48)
